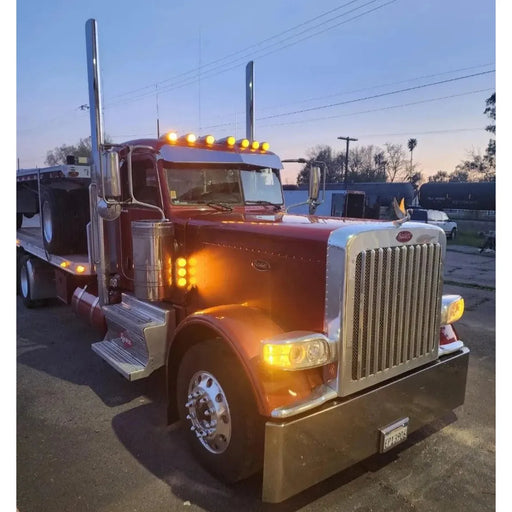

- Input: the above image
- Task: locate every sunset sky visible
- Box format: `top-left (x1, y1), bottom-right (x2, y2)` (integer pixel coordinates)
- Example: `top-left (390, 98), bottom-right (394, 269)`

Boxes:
top-left (16, 0), bottom-right (496, 184)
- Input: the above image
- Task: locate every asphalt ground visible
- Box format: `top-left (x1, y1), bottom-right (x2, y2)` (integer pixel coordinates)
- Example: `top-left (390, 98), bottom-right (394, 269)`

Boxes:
top-left (15, 246), bottom-right (497, 512)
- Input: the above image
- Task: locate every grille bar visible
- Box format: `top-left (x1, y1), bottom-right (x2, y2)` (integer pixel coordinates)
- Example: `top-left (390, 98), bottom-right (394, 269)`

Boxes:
top-left (350, 243), bottom-right (441, 382)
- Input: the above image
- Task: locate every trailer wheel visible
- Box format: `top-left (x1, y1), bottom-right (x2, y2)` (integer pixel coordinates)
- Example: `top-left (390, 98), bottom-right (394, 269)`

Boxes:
top-left (19, 255), bottom-right (41, 308)
top-left (177, 340), bottom-right (264, 483)
top-left (41, 187), bottom-right (70, 254)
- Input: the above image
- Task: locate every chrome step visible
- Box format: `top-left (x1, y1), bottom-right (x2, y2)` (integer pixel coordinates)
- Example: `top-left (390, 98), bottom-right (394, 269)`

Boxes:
top-left (92, 293), bottom-right (175, 381)
top-left (92, 338), bottom-right (149, 381)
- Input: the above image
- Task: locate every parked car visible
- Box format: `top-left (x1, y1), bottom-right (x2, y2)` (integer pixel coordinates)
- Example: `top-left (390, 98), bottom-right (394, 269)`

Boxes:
top-left (410, 208), bottom-right (458, 239)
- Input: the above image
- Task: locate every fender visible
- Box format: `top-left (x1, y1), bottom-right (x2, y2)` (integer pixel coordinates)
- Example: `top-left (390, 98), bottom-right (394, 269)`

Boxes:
top-left (167, 304), bottom-right (323, 418)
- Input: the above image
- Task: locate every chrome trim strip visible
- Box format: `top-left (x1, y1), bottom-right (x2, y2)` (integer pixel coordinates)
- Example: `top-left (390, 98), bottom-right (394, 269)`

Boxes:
top-left (270, 384), bottom-right (337, 419)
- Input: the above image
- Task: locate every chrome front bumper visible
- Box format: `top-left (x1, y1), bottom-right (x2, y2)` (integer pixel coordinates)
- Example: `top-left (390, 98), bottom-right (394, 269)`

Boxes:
top-left (262, 347), bottom-right (469, 503)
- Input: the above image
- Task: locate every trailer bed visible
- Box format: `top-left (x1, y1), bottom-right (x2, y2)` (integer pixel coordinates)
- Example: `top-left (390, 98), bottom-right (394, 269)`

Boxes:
top-left (17, 227), bottom-right (94, 276)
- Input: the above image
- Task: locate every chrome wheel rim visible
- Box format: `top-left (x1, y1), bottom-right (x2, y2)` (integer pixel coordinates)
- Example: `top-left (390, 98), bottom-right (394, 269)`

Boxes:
top-left (185, 371), bottom-right (232, 454)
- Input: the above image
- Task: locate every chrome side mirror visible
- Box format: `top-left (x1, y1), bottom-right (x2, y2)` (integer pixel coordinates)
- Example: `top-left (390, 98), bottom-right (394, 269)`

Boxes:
top-left (308, 166), bottom-right (321, 204)
top-left (101, 150), bottom-right (122, 199)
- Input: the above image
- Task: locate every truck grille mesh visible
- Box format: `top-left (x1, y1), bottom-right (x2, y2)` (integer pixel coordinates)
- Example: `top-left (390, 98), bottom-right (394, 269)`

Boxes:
top-left (350, 243), bottom-right (442, 381)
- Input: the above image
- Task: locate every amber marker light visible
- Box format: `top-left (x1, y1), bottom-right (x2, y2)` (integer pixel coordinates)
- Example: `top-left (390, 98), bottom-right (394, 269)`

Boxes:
top-left (251, 140), bottom-right (260, 150)
top-left (76, 265), bottom-right (86, 274)
top-left (60, 261), bottom-right (70, 269)
top-left (205, 134), bottom-right (215, 145)
top-left (166, 131), bottom-right (178, 143)
top-left (261, 141), bottom-right (270, 152)
top-left (239, 138), bottom-right (250, 149)
top-left (186, 133), bottom-right (197, 144)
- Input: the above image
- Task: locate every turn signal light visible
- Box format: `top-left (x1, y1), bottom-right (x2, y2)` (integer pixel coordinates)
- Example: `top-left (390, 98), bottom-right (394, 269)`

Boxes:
top-left (440, 295), bottom-right (464, 324)
top-left (261, 332), bottom-right (335, 370)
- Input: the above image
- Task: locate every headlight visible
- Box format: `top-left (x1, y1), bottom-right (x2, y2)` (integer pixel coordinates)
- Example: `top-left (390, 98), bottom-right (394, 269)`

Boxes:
top-left (441, 295), bottom-right (464, 324)
top-left (261, 331), bottom-right (336, 370)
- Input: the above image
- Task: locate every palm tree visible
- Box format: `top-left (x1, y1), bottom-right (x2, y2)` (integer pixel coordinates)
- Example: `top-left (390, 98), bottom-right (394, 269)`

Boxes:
top-left (407, 138), bottom-right (417, 176)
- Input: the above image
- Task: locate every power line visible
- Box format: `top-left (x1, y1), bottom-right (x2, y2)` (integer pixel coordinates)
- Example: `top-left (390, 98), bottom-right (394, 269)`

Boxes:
top-left (257, 70), bottom-right (495, 121)
top-left (258, 88), bottom-right (494, 128)
top-left (107, 0), bottom-right (369, 102)
top-left (104, 0), bottom-right (398, 109)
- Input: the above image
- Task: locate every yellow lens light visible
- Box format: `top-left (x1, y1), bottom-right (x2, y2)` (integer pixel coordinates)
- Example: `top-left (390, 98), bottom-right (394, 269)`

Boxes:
top-left (441, 295), bottom-right (465, 324)
top-left (189, 277), bottom-right (197, 286)
top-left (263, 344), bottom-right (293, 369)
top-left (262, 336), bottom-right (332, 370)
top-left (177, 257), bottom-right (187, 267)
top-left (178, 268), bottom-right (187, 277)
top-left (60, 261), bottom-right (70, 268)
top-left (239, 139), bottom-right (250, 149)
top-left (205, 135), bottom-right (215, 145)
top-left (166, 131), bottom-right (178, 143)
top-left (251, 141), bottom-right (260, 150)
top-left (186, 133), bottom-right (197, 144)
top-left (226, 136), bottom-right (236, 147)
top-left (177, 277), bottom-right (187, 287)
top-left (188, 257), bottom-right (197, 266)
top-left (76, 265), bottom-right (86, 274)
top-left (261, 142), bottom-right (270, 151)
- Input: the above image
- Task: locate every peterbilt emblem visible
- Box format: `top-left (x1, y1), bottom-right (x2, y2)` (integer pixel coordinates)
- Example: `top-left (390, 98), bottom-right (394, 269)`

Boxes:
top-left (252, 259), bottom-right (271, 271)
top-left (396, 231), bottom-right (413, 243)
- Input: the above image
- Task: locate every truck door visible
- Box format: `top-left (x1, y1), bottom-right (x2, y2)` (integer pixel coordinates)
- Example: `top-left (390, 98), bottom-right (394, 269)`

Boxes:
top-left (117, 156), bottom-right (163, 286)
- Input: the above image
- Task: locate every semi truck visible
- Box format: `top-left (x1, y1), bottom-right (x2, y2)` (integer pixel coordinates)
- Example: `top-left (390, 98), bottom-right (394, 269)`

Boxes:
top-left (16, 18), bottom-right (469, 503)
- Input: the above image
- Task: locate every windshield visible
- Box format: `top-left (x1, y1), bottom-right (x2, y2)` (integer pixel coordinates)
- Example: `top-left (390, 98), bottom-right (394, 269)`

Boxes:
top-left (165, 166), bottom-right (283, 206)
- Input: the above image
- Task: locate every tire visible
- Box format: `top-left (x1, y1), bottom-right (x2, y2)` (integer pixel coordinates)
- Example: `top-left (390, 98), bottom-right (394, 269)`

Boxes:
top-left (66, 188), bottom-right (90, 253)
top-left (450, 228), bottom-right (457, 240)
top-left (19, 255), bottom-right (41, 308)
top-left (41, 187), bottom-right (70, 254)
top-left (17, 212), bottom-right (23, 229)
top-left (177, 340), bottom-right (264, 483)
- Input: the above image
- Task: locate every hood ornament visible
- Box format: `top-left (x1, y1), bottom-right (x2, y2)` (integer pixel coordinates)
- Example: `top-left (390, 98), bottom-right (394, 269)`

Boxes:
top-left (392, 198), bottom-right (411, 227)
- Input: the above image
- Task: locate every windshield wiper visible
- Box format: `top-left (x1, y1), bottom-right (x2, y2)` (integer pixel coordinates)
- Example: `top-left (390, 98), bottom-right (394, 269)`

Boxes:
top-left (207, 201), bottom-right (233, 212)
top-left (245, 200), bottom-right (282, 211)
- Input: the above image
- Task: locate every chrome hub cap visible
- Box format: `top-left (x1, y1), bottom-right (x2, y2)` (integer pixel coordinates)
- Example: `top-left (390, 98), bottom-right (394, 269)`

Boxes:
top-left (185, 371), bottom-right (231, 454)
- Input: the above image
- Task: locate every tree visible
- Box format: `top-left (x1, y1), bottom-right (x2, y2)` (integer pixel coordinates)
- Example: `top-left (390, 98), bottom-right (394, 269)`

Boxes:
top-left (450, 93), bottom-right (496, 181)
top-left (45, 135), bottom-right (112, 165)
top-left (407, 138), bottom-right (417, 175)
top-left (429, 170), bottom-right (449, 182)
top-left (383, 143), bottom-right (408, 182)
top-left (297, 144), bottom-right (387, 185)
top-left (296, 145), bottom-right (345, 185)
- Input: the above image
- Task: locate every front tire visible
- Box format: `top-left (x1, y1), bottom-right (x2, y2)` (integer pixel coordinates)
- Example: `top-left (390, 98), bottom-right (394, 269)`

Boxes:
top-left (177, 340), bottom-right (264, 483)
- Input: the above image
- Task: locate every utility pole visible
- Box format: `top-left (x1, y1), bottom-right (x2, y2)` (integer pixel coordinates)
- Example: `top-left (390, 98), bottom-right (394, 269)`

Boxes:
top-left (337, 136), bottom-right (358, 185)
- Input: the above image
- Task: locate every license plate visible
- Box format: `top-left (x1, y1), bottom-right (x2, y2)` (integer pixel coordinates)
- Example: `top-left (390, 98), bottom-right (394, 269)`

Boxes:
top-left (379, 418), bottom-right (409, 453)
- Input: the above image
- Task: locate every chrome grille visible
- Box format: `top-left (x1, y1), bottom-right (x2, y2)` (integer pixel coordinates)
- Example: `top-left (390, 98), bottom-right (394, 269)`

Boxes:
top-left (344, 243), bottom-right (442, 392)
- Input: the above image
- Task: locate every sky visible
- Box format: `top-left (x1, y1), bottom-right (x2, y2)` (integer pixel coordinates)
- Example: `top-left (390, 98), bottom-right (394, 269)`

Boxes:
top-left (15, 0), bottom-right (497, 186)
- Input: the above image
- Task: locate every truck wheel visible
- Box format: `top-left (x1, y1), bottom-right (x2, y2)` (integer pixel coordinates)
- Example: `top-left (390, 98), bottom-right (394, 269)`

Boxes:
top-left (41, 187), bottom-right (69, 254)
top-left (177, 340), bottom-right (264, 483)
top-left (19, 255), bottom-right (41, 308)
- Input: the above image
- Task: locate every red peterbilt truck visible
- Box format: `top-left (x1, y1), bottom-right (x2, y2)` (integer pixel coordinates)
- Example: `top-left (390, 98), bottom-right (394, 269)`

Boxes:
top-left (16, 19), bottom-right (469, 503)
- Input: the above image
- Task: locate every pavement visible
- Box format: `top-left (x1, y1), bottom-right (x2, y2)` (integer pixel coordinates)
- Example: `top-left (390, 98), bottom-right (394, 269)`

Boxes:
top-left (445, 245), bottom-right (495, 290)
